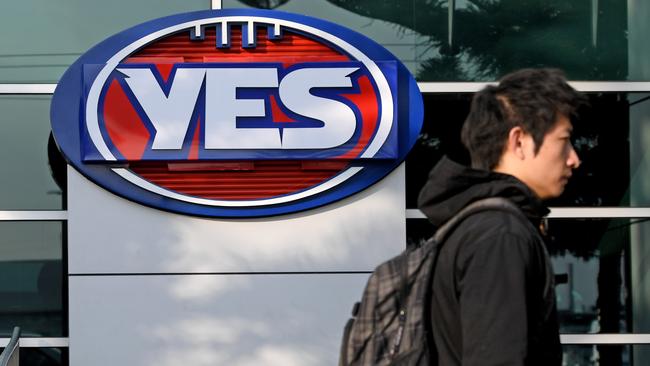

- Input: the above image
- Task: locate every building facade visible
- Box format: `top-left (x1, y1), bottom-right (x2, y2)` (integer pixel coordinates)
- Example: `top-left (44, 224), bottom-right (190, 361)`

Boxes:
top-left (1, 0), bottom-right (649, 365)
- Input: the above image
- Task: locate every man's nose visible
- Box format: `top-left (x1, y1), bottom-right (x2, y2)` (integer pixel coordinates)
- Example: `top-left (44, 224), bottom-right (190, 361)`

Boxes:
top-left (567, 145), bottom-right (581, 169)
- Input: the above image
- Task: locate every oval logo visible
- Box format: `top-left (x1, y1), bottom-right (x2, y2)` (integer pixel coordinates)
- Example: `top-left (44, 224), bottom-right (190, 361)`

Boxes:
top-left (51, 9), bottom-right (423, 217)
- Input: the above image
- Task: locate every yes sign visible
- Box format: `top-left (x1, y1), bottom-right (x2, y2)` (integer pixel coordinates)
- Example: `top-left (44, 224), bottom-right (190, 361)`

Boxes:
top-left (51, 10), bottom-right (423, 217)
top-left (118, 65), bottom-right (359, 150)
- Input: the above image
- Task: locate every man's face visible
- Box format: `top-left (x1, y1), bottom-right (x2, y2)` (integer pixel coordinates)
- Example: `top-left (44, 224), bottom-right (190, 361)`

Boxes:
top-left (520, 114), bottom-right (580, 200)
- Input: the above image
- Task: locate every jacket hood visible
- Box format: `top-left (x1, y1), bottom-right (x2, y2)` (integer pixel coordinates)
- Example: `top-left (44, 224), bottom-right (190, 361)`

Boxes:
top-left (417, 156), bottom-right (549, 227)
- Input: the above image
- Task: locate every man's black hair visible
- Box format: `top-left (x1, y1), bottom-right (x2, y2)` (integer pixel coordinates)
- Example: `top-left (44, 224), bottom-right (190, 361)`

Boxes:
top-left (460, 68), bottom-right (587, 170)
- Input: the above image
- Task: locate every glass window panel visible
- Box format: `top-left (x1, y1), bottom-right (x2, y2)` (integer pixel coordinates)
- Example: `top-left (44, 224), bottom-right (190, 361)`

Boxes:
top-left (562, 345), bottom-right (633, 366)
top-left (405, 93), bottom-right (471, 208)
top-left (0, 348), bottom-right (67, 366)
top-left (406, 218), bottom-right (435, 249)
top-left (406, 92), bottom-right (650, 208)
top-left (223, 0), bottom-right (424, 77)
top-left (0, 0), bottom-right (210, 83)
top-left (0, 222), bottom-right (64, 337)
top-left (407, 217), bottom-right (650, 337)
top-left (20, 348), bottom-right (66, 366)
top-left (225, 1), bottom-right (635, 81)
top-left (0, 96), bottom-right (64, 210)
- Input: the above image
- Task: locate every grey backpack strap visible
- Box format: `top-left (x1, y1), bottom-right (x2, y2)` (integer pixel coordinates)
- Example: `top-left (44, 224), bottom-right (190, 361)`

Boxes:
top-left (432, 197), bottom-right (526, 243)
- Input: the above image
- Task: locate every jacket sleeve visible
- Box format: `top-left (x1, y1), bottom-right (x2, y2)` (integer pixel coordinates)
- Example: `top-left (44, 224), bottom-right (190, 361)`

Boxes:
top-left (456, 231), bottom-right (533, 366)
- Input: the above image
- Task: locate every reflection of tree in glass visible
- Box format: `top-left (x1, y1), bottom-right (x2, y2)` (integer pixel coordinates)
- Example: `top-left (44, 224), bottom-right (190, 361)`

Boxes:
top-left (234, 0), bottom-right (626, 80)
top-left (325, 0), bottom-right (626, 81)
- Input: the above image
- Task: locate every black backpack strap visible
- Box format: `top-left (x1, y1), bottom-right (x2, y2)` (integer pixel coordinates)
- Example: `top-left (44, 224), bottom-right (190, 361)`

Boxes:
top-left (433, 197), bottom-right (525, 243)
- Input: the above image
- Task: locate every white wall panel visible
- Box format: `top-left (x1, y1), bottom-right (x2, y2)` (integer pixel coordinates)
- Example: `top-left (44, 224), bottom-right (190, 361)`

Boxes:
top-left (67, 165), bottom-right (406, 274)
top-left (69, 274), bottom-right (368, 366)
top-left (68, 166), bottom-right (406, 273)
top-left (67, 161), bottom-right (406, 364)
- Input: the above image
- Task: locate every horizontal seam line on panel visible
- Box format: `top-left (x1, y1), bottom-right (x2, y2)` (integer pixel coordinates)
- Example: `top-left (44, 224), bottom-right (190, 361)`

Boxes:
top-left (0, 210), bottom-right (68, 221)
top-left (417, 81), bottom-right (650, 93)
top-left (69, 271), bottom-right (373, 276)
top-left (0, 337), bottom-right (69, 348)
top-left (5, 336), bottom-right (650, 346)
top-left (406, 208), bottom-right (650, 219)
top-left (5, 335), bottom-right (650, 346)
top-left (0, 84), bottom-right (56, 94)
top-left (2, 82), bottom-right (649, 94)
top-left (560, 333), bottom-right (650, 344)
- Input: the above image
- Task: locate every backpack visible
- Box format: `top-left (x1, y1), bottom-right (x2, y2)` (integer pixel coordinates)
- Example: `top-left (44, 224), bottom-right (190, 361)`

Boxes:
top-left (338, 197), bottom-right (523, 366)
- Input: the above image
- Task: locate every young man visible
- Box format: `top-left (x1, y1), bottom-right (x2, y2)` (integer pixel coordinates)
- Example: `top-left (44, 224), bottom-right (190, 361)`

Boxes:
top-left (417, 68), bottom-right (586, 365)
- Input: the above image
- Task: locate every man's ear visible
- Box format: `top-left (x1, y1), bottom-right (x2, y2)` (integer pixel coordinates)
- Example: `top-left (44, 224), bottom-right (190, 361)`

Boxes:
top-left (506, 126), bottom-right (527, 160)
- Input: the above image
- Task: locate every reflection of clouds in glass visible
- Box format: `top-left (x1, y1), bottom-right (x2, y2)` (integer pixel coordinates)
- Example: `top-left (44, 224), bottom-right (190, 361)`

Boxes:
top-left (169, 275), bottom-right (250, 300)
top-left (67, 163), bottom-right (404, 275)
top-left (67, 156), bottom-right (404, 366)
top-left (237, 345), bottom-right (321, 366)
top-left (152, 169), bottom-right (403, 284)
top-left (153, 347), bottom-right (228, 366)
top-left (147, 316), bottom-right (272, 365)
top-left (144, 312), bottom-right (328, 365)
top-left (150, 316), bottom-right (270, 344)
top-left (167, 218), bottom-right (353, 271)
top-left (150, 343), bottom-right (320, 366)
top-left (71, 273), bottom-right (367, 366)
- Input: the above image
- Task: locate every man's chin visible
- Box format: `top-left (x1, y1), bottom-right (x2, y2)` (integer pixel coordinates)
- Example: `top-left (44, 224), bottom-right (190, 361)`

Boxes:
top-left (539, 188), bottom-right (564, 201)
top-left (548, 189), bottom-right (565, 200)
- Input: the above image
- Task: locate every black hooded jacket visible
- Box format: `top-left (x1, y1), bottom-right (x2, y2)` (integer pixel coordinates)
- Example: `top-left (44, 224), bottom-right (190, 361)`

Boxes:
top-left (418, 157), bottom-right (562, 366)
